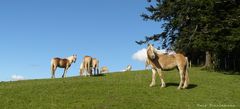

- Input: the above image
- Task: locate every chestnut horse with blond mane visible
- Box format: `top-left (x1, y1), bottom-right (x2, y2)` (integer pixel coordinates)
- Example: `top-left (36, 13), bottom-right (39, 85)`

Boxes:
top-left (51, 55), bottom-right (77, 78)
top-left (147, 44), bottom-right (189, 89)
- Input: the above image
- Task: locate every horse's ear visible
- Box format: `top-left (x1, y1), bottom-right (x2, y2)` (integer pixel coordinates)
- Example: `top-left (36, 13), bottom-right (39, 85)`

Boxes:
top-left (147, 43), bottom-right (150, 46)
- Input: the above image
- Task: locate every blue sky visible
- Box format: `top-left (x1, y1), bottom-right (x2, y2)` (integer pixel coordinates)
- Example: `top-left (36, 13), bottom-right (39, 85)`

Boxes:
top-left (0, 0), bottom-right (162, 81)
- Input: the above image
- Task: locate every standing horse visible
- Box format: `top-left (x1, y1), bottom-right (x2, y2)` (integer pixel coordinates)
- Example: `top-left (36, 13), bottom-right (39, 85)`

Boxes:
top-left (92, 58), bottom-right (100, 75)
top-left (51, 55), bottom-right (77, 78)
top-left (147, 44), bottom-right (189, 89)
top-left (80, 56), bottom-right (92, 76)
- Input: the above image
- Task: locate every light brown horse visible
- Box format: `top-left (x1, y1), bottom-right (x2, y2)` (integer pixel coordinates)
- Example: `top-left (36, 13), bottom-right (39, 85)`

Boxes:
top-left (51, 55), bottom-right (77, 78)
top-left (100, 66), bottom-right (109, 73)
top-left (92, 58), bottom-right (100, 75)
top-left (147, 44), bottom-right (189, 89)
top-left (80, 56), bottom-right (92, 76)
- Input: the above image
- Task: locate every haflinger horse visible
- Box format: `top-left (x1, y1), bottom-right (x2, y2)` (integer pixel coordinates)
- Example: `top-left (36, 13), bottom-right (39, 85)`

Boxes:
top-left (92, 58), bottom-right (100, 75)
top-left (100, 66), bottom-right (109, 73)
top-left (51, 55), bottom-right (77, 78)
top-left (146, 44), bottom-right (189, 89)
top-left (123, 65), bottom-right (132, 72)
top-left (80, 56), bottom-right (92, 76)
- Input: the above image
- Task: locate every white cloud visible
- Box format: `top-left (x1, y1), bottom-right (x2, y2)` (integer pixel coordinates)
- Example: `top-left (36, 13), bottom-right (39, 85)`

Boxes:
top-left (132, 48), bottom-right (173, 63)
top-left (11, 75), bottom-right (25, 81)
top-left (132, 48), bottom-right (147, 62)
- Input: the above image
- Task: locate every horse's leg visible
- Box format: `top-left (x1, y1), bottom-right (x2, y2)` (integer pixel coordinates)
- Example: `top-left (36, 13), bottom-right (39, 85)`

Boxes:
top-left (90, 69), bottom-right (93, 76)
top-left (150, 68), bottom-right (157, 87)
top-left (95, 67), bottom-right (98, 75)
top-left (96, 67), bottom-right (98, 75)
top-left (51, 65), bottom-right (56, 79)
top-left (178, 67), bottom-right (185, 89)
top-left (80, 68), bottom-right (83, 76)
top-left (183, 69), bottom-right (189, 89)
top-left (87, 63), bottom-right (91, 76)
top-left (93, 68), bottom-right (95, 75)
top-left (84, 63), bottom-right (89, 76)
top-left (181, 58), bottom-right (189, 89)
top-left (94, 67), bottom-right (97, 75)
top-left (80, 64), bottom-right (83, 76)
top-left (97, 67), bottom-right (99, 75)
top-left (62, 67), bottom-right (68, 78)
top-left (157, 68), bottom-right (165, 88)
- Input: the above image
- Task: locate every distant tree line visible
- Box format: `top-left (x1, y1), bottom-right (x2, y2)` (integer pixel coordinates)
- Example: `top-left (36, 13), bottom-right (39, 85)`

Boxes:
top-left (137, 0), bottom-right (240, 73)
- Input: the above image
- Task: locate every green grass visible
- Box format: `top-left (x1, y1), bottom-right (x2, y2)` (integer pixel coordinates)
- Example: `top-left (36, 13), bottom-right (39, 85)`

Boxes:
top-left (0, 67), bottom-right (239, 109)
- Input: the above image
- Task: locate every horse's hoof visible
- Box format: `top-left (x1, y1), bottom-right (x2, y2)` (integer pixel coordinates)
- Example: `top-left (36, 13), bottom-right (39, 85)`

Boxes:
top-left (183, 86), bottom-right (188, 89)
top-left (149, 84), bottom-right (155, 87)
top-left (161, 85), bottom-right (166, 88)
top-left (161, 83), bottom-right (166, 88)
top-left (177, 87), bottom-right (182, 90)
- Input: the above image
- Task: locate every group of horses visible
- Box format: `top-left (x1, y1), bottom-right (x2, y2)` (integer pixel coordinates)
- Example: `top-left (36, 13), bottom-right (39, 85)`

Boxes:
top-left (79, 56), bottom-right (100, 76)
top-left (50, 44), bottom-right (190, 89)
top-left (51, 55), bottom-right (107, 79)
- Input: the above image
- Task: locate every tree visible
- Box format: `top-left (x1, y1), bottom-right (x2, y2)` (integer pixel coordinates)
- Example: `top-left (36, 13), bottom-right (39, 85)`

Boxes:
top-left (137, 0), bottom-right (240, 71)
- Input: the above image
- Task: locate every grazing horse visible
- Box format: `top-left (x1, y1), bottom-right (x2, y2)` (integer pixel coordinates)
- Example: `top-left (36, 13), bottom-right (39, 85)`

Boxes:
top-left (123, 65), bottom-right (132, 72)
top-left (51, 55), bottom-right (77, 78)
top-left (92, 58), bottom-right (100, 75)
top-left (147, 44), bottom-right (189, 89)
top-left (80, 56), bottom-right (92, 76)
top-left (100, 66), bottom-right (109, 73)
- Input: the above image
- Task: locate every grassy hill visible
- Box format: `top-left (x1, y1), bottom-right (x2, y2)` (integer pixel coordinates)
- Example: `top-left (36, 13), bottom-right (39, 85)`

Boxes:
top-left (0, 67), bottom-right (239, 109)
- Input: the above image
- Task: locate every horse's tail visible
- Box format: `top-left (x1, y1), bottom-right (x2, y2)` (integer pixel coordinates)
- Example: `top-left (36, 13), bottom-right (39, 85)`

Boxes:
top-left (50, 59), bottom-right (55, 78)
top-left (184, 57), bottom-right (190, 88)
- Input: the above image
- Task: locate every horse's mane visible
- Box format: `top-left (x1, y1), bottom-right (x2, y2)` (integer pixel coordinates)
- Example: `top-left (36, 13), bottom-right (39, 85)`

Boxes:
top-left (153, 49), bottom-right (168, 56)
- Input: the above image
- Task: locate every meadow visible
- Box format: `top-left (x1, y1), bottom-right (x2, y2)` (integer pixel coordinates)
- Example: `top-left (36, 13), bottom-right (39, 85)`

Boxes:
top-left (0, 67), bottom-right (239, 109)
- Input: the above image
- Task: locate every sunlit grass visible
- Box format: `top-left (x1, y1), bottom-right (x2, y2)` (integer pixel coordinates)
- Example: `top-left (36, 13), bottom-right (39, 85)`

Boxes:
top-left (0, 67), bottom-right (239, 109)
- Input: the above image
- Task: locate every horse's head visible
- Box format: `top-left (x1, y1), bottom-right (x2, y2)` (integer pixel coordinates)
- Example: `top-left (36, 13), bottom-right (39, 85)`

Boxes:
top-left (69, 54), bottom-right (77, 63)
top-left (73, 54), bottom-right (77, 63)
top-left (147, 44), bottom-right (156, 60)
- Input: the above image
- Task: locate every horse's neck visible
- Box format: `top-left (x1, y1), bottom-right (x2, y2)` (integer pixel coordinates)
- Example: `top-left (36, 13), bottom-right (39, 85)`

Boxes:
top-left (148, 54), bottom-right (163, 68)
top-left (67, 57), bottom-right (74, 64)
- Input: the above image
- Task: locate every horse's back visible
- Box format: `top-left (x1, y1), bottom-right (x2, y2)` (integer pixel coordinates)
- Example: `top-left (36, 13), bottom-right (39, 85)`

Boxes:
top-left (83, 56), bottom-right (92, 69)
top-left (51, 58), bottom-right (60, 64)
top-left (174, 53), bottom-right (188, 64)
top-left (51, 57), bottom-right (68, 68)
top-left (83, 56), bottom-right (92, 62)
top-left (92, 58), bottom-right (99, 68)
